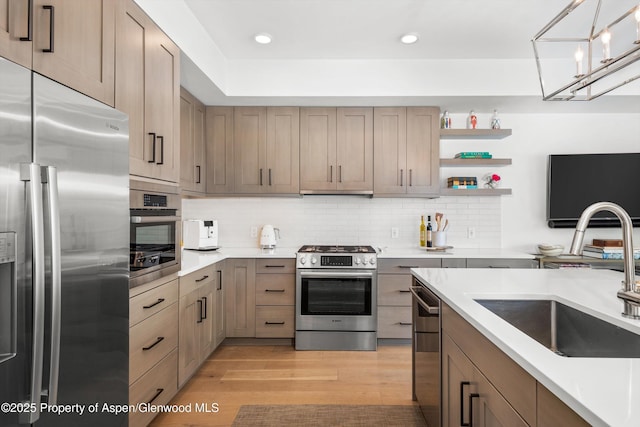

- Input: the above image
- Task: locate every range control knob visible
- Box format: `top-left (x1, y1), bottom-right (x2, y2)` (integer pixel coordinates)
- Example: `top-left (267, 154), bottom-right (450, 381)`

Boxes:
top-left (299, 256), bottom-right (306, 265)
top-left (369, 257), bottom-right (376, 265)
top-left (355, 257), bottom-right (361, 265)
top-left (361, 257), bottom-right (368, 265)
top-left (311, 256), bottom-right (317, 265)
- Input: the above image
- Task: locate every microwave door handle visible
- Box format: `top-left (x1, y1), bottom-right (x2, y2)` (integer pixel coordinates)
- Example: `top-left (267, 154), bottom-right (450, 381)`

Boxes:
top-left (410, 286), bottom-right (440, 315)
top-left (20, 164), bottom-right (45, 424)
top-left (42, 166), bottom-right (61, 405)
top-left (130, 215), bottom-right (181, 223)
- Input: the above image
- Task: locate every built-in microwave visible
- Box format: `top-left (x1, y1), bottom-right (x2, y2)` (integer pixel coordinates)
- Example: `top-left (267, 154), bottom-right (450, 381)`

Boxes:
top-left (129, 181), bottom-right (181, 288)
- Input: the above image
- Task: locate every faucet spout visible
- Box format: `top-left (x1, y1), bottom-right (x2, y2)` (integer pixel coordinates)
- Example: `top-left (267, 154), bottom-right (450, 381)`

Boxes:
top-left (569, 202), bottom-right (638, 318)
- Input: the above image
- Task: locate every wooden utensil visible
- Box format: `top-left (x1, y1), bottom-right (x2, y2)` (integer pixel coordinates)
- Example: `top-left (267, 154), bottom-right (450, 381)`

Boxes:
top-left (435, 212), bottom-right (444, 231)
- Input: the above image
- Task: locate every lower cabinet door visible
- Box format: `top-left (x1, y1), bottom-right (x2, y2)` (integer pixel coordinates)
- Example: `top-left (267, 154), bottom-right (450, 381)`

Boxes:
top-left (377, 306), bottom-right (412, 339)
top-left (472, 365), bottom-right (528, 427)
top-left (129, 349), bottom-right (178, 427)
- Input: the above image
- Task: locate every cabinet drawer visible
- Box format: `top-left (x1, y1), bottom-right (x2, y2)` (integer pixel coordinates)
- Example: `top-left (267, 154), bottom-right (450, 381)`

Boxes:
top-left (377, 258), bottom-right (441, 273)
top-left (129, 349), bottom-right (178, 427)
top-left (129, 279), bottom-right (178, 327)
top-left (255, 306), bottom-right (295, 338)
top-left (256, 274), bottom-right (295, 305)
top-left (256, 258), bottom-right (295, 274)
top-left (377, 274), bottom-right (412, 306)
top-left (377, 306), bottom-right (412, 339)
top-left (129, 302), bottom-right (178, 384)
top-left (180, 266), bottom-right (216, 297)
top-left (466, 258), bottom-right (538, 269)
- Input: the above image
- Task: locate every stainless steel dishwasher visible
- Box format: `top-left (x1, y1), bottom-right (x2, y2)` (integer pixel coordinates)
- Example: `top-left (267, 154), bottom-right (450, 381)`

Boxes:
top-left (411, 277), bottom-right (441, 427)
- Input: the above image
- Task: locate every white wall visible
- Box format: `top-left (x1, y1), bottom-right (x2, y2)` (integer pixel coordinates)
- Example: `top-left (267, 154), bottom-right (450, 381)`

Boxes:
top-left (183, 111), bottom-right (640, 251)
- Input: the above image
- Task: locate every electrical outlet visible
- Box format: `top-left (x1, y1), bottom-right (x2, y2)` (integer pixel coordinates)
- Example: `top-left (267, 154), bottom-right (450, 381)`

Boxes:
top-left (467, 227), bottom-right (476, 239)
top-left (391, 227), bottom-right (399, 239)
top-left (250, 226), bottom-right (258, 238)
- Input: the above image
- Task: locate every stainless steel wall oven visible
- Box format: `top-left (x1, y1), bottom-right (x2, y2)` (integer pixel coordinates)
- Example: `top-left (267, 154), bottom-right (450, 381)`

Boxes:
top-left (295, 245), bottom-right (377, 351)
top-left (129, 181), bottom-right (181, 287)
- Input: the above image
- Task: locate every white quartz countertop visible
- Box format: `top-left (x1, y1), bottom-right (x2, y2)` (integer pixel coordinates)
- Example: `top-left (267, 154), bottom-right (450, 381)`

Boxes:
top-left (179, 246), bottom-right (534, 276)
top-left (376, 247), bottom-right (535, 259)
top-left (412, 267), bottom-right (640, 427)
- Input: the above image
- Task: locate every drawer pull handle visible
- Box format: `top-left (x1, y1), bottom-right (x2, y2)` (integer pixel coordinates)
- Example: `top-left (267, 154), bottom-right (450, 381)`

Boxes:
top-left (143, 298), bottom-right (165, 309)
top-left (265, 321), bottom-right (285, 325)
top-left (398, 322), bottom-right (412, 326)
top-left (142, 336), bottom-right (164, 351)
top-left (398, 265), bottom-right (419, 269)
top-left (201, 297), bottom-right (207, 320)
top-left (195, 275), bottom-right (209, 282)
top-left (398, 290), bottom-right (411, 293)
top-left (264, 265), bottom-right (286, 268)
top-left (460, 381), bottom-right (470, 426)
top-left (197, 300), bottom-right (203, 323)
top-left (146, 388), bottom-right (164, 405)
top-left (265, 289), bottom-right (285, 293)
top-left (469, 393), bottom-right (479, 427)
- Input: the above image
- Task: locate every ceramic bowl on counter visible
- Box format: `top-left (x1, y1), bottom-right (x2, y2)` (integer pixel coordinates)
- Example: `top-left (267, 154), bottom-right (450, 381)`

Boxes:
top-left (537, 243), bottom-right (564, 257)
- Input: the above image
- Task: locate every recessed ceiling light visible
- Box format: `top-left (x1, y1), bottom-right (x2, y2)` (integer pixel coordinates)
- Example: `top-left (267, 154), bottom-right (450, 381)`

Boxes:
top-left (400, 33), bottom-right (419, 44)
top-left (254, 33), bottom-right (272, 44)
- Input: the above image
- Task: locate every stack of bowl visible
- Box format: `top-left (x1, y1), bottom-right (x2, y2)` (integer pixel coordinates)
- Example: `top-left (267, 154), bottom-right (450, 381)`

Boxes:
top-left (537, 243), bottom-right (564, 257)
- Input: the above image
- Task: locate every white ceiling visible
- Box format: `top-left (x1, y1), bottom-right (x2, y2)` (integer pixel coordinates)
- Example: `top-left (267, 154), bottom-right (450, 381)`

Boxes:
top-left (137, 0), bottom-right (640, 112)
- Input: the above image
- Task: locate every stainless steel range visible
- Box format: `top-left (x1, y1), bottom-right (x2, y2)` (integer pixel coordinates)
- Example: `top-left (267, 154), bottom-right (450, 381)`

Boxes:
top-left (295, 245), bottom-right (377, 351)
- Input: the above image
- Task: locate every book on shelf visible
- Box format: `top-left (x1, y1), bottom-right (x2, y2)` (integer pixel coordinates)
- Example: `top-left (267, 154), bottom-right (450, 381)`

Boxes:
top-left (447, 176), bottom-right (477, 186)
top-left (448, 185), bottom-right (478, 189)
top-left (544, 262), bottom-right (591, 269)
top-left (592, 239), bottom-right (623, 247)
top-left (582, 244), bottom-right (637, 253)
top-left (582, 250), bottom-right (640, 260)
top-left (454, 152), bottom-right (493, 159)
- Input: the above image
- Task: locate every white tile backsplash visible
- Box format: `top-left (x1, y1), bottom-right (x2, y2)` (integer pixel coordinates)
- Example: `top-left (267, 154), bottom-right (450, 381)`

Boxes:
top-left (182, 195), bottom-right (502, 249)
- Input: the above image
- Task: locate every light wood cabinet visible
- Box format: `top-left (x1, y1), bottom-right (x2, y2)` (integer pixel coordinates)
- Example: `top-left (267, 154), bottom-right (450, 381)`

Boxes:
top-left (206, 106), bottom-right (234, 194)
top-left (180, 87), bottom-right (206, 194)
top-left (178, 265), bottom-right (217, 386)
top-left (214, 263), bottom-right (226, 347)
top-left (225, 258), bottom-right (256, 337)
top-left (374, 107), bottom-right (440, 196)
top-left (0, 0), bottom-right (115, 105)
top-left (255, 259), bottom-right (295, 338)
top-left (116, 0), bottom-right (180, 183)
top-left (128, 275), bottom-right (179, 427)
top-left (234, 106), bottom-right (299, 194)
top-left (440, 302), bottom-right (588, 427)
top-left (300, 107), bottom-right (373, 193)
top-left (377, 258), bottom-right (441, 339)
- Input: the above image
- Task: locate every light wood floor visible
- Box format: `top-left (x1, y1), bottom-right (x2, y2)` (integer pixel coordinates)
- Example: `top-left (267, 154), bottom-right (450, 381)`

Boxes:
top-left (150, 343), bottom-right (415, 427)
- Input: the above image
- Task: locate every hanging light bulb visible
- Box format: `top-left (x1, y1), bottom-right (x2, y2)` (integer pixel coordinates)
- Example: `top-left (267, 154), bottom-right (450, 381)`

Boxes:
top-left (601, 27), bottom-right (612, 62)
top-left (574, 45), bottom-right (584, 77)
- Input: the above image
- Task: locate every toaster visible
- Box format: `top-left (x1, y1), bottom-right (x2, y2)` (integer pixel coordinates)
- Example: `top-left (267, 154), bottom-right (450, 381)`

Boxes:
top-left (183, 220), bottom-right (219, 250)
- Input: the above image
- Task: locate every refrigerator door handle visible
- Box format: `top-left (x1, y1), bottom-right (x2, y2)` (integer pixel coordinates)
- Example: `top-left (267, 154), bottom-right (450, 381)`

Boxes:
top-left (42, 166), bottom-right (61, 405)
top-left (19, 163), bottom-right (45, 424)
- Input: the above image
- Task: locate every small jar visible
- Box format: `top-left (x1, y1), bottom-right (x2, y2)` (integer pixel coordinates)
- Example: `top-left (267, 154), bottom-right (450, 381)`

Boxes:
top-left (467, 110), bottom-right (477, 130)
top-left (490, 110), bottom-right (501, 129)
top-left (440, 110), bottom-right (452, 129)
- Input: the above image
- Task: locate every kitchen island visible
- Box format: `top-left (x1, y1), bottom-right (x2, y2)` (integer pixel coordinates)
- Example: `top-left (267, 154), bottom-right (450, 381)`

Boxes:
top-left (412, 267), bottom-right (640, 426)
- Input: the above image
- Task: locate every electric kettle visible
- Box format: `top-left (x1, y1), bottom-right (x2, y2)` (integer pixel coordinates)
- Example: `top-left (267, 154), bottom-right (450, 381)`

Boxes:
top-left (260, 225), bottom-right (280, 249)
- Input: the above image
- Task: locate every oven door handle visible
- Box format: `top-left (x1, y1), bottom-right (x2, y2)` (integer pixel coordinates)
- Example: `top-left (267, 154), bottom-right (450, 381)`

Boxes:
top-left (130, 215), bottom-right (181, 223)
top-left (299, 270), bottom-right (374, 279)
top-left (410, 286), bottom-right (440, 315)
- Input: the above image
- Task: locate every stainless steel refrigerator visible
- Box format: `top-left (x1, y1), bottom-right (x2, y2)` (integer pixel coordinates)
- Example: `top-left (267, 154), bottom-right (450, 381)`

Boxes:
top-left (0, 57), bottom-right (129, 426)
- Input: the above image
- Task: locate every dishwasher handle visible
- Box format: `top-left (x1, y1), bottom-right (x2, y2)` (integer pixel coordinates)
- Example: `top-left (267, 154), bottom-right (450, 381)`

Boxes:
top-left (410, 286), bottom-right (440, 315)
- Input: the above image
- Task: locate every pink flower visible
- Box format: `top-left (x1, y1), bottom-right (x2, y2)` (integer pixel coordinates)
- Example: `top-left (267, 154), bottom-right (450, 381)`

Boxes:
top-left (491, 174), bottom-right (501, 182)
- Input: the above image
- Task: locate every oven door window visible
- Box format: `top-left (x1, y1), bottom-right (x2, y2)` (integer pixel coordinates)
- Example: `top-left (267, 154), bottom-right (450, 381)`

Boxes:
top-left (301, 276), bottom-right (372, 316)
top-left (130, 221), bottom-right (176, 271)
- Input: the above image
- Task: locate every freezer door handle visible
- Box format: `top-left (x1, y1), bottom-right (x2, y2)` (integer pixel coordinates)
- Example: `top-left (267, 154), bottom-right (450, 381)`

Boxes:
top-left (20, 163), bottom-right (46, 424)
top-left (42, 166), bottom-right (61, 405)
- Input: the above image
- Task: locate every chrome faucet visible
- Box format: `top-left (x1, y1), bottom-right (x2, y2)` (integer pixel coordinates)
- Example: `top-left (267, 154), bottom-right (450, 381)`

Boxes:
top-left (569, 202), bottom-right (639, 319)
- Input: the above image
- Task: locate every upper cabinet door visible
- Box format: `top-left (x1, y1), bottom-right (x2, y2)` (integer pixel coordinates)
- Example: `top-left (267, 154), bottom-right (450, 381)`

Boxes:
top-left (116, 0), bottom-right (180, 183)
top-left (373, 107), bottom-right (408, 195)
top-left (336, 107), bottom-right (373, 192)
top-left (234, 106), bottom-right (267, 194)
top-left (0, 0), bottom-right (32, 68)
top-left (32, 0), bottom-right (115, 106)
top-left (300, 107), bottom-right (337, 193)
top-left (265, 107), bottom-right (299, 194)
top-left (206, 106), bottom-right (234, 194)
top-left (406, 107), bottom-right (440, 195)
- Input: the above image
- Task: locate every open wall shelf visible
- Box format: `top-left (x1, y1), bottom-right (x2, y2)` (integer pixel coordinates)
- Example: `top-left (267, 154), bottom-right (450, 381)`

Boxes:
top-left (440, 129), bottom-right (512, 139)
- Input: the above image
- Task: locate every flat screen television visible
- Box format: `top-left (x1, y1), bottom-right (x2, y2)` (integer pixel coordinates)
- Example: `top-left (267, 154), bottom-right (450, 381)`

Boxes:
top-left (547, 153), bottom-right (640, 228)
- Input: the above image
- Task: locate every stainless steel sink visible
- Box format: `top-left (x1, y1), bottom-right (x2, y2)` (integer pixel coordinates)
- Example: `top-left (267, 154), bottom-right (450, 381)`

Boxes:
top-left (475, 299), bottom-right (640, 358)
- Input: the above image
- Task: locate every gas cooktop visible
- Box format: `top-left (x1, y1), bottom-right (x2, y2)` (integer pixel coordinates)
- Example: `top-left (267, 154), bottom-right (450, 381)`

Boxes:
top-left (298, 245), bottom-right (376, 254)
